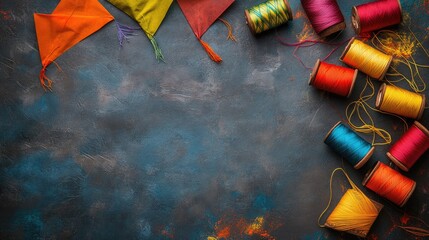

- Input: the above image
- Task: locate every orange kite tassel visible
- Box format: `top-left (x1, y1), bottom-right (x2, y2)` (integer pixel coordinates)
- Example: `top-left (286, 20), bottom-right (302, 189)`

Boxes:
top-left (39, 66), bottom-right (53, 91)
top-left (198, 38), bottom-right (222, 63)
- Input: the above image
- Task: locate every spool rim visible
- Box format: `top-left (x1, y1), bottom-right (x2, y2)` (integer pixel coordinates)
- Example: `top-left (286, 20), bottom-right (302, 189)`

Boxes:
top-left (244, 9), bottom-right (257, 35)
top-left (340, 37), bottom-right (356, 62)
top-left (397, 0), bottom-right (403, 22)
top-left (417, 94), bottom-right (425, 120)
top-left (400, 180), bottom-right (416, 207)
top-left (362, 161), bottom-right (381, 186)
top-left (309, 59), bottom-right (321, 86)
top-left (378, 55), bottom-right (393, 80)
top-left (375, 83), bottom-right (387, 109)
top-left (324, 121), bottom-right (342, 143)
top-left (351, 6), bottom-right (361, 35)
top-left (386, 152), bottom-right (409, 172)
top-left (347, 69), bottom-right (358, 98)
top-left (319, 22), bottom-right (346, 38)
top-left (354, 146), bottom-right (374, 169)
top-left (414, 121), bottom-right (429, 137)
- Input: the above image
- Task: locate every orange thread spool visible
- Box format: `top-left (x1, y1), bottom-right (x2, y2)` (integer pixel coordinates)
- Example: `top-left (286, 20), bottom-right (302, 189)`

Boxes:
top-left (363, 161), bottom-right (416, 207)
top-left (309, 59), bottom-right (358, 97)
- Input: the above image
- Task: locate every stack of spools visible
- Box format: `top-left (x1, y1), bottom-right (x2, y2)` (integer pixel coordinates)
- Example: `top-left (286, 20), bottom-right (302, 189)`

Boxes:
top-left (244, 0), bottom-right (427, 237)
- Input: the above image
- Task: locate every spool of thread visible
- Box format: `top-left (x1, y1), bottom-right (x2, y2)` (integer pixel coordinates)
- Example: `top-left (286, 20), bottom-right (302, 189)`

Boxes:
top-left (363, 161), bottom-right (416, 207)
top-left (387, 121), bottom-right (429, 172)
top-left (340, 38), bottom-right (392, 80)
top-left (324, 122), bottom-right (375, 169)
top-left (245, 0), bottom-right (293, 34)
top-left (300, 0), bottom-right (346, 37)
top-left (352, 0), bottom-right (402, 34)
top-left (376, 83), bottom-right (425, 119)
top-left (319, 168), bottom-right (383, 238)
top-left (309, 59), bottom-right (358, 97)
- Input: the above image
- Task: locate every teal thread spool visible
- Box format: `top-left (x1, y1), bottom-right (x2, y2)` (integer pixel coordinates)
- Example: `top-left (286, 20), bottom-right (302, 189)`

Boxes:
top-left (324, 122), bottom-right (374, 169)
top-left (245, 0), bottom-right (293, 34)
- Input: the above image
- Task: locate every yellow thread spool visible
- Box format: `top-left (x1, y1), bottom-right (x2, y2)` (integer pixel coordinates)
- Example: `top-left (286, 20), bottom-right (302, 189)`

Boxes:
top-left (340, 37), bottom-right (393, 80)
top-left (319, 168), bottom-right (382, 238)
top-left (376, 83), bottom-right (425, 119)
top-left (245, 0), bottom-right (293, 35)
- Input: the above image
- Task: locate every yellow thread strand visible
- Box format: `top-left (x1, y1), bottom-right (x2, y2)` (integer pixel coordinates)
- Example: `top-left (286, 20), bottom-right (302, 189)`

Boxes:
top-left (379, 84), bottom-right (424, 119)
top-left (342, 39), bottom-right (391, 79)
top-left (372, 29), bottom-right (429, 93)
top-left (345, 77), bottom-right (410, 146)
top-left (318, 168), bottom-right (380, 237)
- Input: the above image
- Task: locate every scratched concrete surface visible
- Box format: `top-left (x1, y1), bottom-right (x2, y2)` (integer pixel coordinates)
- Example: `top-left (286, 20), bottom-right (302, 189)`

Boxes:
top-left (1, 0), bottom-right (428, 239)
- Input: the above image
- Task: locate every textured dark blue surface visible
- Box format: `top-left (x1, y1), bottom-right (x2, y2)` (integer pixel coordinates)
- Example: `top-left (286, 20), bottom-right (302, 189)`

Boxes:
top-left (1, 0), bottom-right (428, 239)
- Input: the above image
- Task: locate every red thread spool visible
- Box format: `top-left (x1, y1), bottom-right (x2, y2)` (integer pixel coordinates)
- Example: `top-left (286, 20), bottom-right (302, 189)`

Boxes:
top-left (309, 59), bottom-right (358, 97)
top-left (301, 0), bottom-right (346, 37)
top-left (363, 161), bottom-right (416, 207)
top-left (352, 0), bottom-right (402, 34)
top-left (387, 122), bottom-right (429, 172)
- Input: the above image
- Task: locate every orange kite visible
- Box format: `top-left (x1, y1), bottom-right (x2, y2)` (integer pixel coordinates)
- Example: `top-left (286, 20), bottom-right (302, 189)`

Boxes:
top-left (34, 0), bottom-right (114, 90)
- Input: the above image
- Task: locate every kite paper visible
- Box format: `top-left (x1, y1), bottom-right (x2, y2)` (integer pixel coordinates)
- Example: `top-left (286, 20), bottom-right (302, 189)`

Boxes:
top-left (108, 0), bottom-right (173, 61)
top-left (34, 0), bottom-right (114, 90)
top-left (177, 0), bottom-right (235, 63)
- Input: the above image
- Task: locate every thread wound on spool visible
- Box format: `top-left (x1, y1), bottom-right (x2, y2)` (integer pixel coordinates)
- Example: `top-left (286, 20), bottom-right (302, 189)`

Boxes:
top-left (319, 168), bottom-right (382, 238)
top-left (300, 0), bottom-right (346, 37)
top-left (387, 121), bottom-right (429, 172)
top-left (245, 0), bottom-right (293, 35)
top-left (363, 161), bottom-right (416, 207)
top-left (324, 121), bottom-right (374, 169)
top-left (340, 38), bottom-right (392, 80)
top-left (309, 59), bottom-right (358, 97)
top-left (376, 84), bottom-right (425, 119)
top-left (352, 0), bottom-right (402, 34)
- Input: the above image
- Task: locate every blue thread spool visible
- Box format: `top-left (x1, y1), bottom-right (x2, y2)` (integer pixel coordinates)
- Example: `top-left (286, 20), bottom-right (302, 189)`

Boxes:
top-left (324, 121), bottom-right (375, 169)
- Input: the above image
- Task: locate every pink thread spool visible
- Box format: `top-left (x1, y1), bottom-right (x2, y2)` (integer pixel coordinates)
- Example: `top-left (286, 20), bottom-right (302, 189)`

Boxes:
top-left (352, 0), bottom-right (402, 34)
top-left (387, 122), bottom-right (429, 172)
top-left (301, 0), bottom-right (346, 38)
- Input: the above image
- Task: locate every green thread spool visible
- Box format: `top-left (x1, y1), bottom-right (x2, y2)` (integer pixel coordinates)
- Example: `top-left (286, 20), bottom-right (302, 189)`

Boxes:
top-left (245, 0), bottom-right (293, 34)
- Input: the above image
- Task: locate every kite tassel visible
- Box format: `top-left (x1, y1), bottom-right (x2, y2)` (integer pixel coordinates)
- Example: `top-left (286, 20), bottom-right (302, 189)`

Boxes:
top-left (39, 65), bottom-right (53, 91)
top-left (148, 36), bottom-right (165, 62)
top-left (218, 18), bottom-right (237, 42)
top-left (198, 38), bottom-right (222, 63)
top-left (115, 21), bottom-right (139, 47)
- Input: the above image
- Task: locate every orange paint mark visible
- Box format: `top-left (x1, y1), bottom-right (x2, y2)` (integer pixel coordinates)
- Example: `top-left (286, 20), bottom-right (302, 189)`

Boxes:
top-left (401, 213), bottom-right (410, 225)
top-left (216, 226), bottom-right (231, 238)
top-left (294, 10), bottom-right (306, 19)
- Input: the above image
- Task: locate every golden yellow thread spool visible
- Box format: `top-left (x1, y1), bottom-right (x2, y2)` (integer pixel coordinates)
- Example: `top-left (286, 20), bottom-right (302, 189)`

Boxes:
top-left (319, 168), bottom-right (382, 238)
top-left (340, 37), bottom-right (393, 80)
top-left (244, 0), bottom-right (293, 35)
top-left (376, 83), bottom-right (425, 119)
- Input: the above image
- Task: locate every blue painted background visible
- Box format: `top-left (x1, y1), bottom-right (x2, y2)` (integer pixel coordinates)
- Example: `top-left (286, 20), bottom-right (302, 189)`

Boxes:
top-left (1, 0), bottom-right (428, 239)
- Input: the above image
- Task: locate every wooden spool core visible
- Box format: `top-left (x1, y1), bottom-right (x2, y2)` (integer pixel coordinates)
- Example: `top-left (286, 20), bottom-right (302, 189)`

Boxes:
top-left (376, 84), bottom-right (426, 120)
top-left (362, 161), bottom-right (416, 207)
top-left (245, 0), bottom-right (293, 35)
top-left (319, 21), bottom-right (346, 38)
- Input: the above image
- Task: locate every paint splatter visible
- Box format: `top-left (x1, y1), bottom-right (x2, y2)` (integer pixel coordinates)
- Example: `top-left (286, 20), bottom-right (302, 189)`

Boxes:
top-left (0, 10), bottom-right (12, 20)
top-left (374, 31), bottom-right (417, 58)
top-left (296, 23), bottom-right (315, 42)
top-left (208, 215), bottom-right (280, 239)
top-left (400, 213), bottom-right (410, 225)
